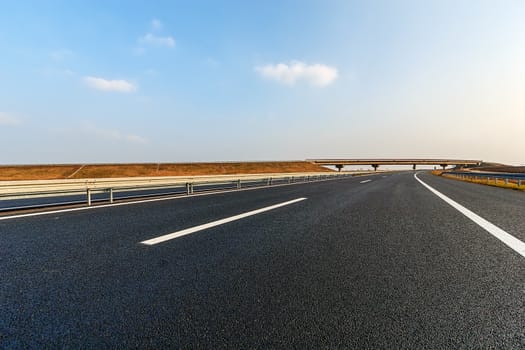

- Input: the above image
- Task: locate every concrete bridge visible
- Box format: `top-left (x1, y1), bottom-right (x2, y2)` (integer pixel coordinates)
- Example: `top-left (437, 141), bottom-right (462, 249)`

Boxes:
top-left (307, 159), bottom-right (483, 171)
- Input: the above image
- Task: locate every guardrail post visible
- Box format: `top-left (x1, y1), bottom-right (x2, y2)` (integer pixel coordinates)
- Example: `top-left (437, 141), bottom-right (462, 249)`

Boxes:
top-left (87, 189), bottom-right (92, 206)
top-left (267, 177), bottom-right (273, 186)
top-left (109, 188), bottom-right (114, 203)
top-left (291, 176), bottom-right (294, 183)
top-left (186, 183), bottom-right (193, 195)
top-left (518, 180), bottom-right (522, 187)
top-left (237, 179), bottom-right (241, 189)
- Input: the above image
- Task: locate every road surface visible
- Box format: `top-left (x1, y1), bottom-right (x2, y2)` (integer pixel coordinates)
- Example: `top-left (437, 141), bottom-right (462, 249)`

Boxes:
top-left (1, 172), bottom-right (524, 348)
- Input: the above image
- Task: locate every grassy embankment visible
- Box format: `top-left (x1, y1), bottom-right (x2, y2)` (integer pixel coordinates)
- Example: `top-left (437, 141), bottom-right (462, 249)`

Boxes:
top-left (432, 170), bottom-right (525, 191)
top-left (0, 162), bottom-right (334, 181)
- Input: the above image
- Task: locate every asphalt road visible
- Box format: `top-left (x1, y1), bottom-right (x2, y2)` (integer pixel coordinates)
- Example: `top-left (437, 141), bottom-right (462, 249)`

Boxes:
top-left (1, 172), bottom-right (524, 348)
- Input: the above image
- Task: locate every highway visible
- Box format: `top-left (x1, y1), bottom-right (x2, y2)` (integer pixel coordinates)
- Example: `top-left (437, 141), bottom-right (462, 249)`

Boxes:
top-left (1, 172), bottom-right (524, 348)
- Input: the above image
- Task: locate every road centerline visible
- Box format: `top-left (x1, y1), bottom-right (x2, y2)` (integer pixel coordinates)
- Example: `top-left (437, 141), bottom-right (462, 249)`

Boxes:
top-left (415, 173), bottom-right (525, 258)
top-left (140, 197), bottom-right (307, 245)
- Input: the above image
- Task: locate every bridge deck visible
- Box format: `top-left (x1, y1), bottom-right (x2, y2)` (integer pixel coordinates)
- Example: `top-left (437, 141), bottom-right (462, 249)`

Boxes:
top-left (308, 159), bottom-right (482, 166)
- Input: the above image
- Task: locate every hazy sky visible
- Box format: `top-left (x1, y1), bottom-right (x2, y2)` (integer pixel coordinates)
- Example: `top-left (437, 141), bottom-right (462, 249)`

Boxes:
top-left (1, 1), bottom-right (524, 165)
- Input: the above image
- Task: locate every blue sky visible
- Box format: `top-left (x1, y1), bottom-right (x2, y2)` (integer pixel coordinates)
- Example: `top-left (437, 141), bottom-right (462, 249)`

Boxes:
top-left (1, 1), bottom-right (524, 165)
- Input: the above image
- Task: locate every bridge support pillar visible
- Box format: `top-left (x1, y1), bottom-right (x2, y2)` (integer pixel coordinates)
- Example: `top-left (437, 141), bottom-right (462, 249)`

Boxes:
top-left (372, 164), bottom-right (379, 171)
top-left (335, 164), bottom-right (344, 172)
top-left (440, 164), bottom-right (447, 170)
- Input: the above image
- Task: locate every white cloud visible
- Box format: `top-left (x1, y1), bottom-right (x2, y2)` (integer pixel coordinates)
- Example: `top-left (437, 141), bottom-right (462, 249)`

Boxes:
top-left (204, 57), bottom-right (220, 67)
top-left (138, 33), bottom-right (175, 48)
top-left (83, 76), bottom-right (137, 93)
top-left (142, 68), bottom-right (158, 77)
top-left (0, 112), bottom-right (21, 126)
top-left (132, 47), bottom-right (146, 56)
top-left (135, 19), bottom-right (175, 53)
top-left (151, 19), bottom-right (162, 31)
top-left (255, 61), bottom-right (338, 87)
top-left (40, 67), bottom-right (77, 78)
top-left (82, 123), bottom-right (147, 144)
top-left (50, 49), bottom-right (74, 62)
top-left (126, 134), bottom-right (148, 144)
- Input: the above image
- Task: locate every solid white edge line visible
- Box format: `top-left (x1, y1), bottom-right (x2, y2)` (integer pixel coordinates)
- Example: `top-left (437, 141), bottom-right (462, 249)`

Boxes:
top-left (360, 179), bottom-right (372, 184)
top-left (414, 173), bottom-right (525, 258)
top-left (140, 197), bottom-right (307, 245)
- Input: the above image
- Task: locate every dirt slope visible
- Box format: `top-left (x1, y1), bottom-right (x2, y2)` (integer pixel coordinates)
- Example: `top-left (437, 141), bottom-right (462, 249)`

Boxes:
top-left (0, 161), bottom-right (333, 181)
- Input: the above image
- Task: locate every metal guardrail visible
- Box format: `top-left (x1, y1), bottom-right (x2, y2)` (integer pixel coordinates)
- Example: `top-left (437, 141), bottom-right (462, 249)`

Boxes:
top-left (0, 172), bottom-right (366, 210)
top-left (442, 171), bottom-right (525, 187)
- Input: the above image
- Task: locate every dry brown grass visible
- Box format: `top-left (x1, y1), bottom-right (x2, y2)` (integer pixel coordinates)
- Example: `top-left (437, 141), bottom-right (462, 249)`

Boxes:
top-left (0, 165), bottom-right (82, 181)
top-left (0, 162), bottom-right (333, 181)
top-left (440, 173), bottom-right (525, 191)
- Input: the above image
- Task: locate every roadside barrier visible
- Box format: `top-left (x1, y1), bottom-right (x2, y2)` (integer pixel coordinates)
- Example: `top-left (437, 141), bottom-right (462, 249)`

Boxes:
top-left (441, 171), bottom-right (525, 190)
top-left (0, 172), bottom-right (369, 210)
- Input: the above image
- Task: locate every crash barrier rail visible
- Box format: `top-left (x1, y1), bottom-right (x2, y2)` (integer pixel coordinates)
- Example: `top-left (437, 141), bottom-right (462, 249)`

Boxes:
top-left (0, 172), bottom-right (370, 209)
top-left (442, 171), bottom-right (525, 187)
